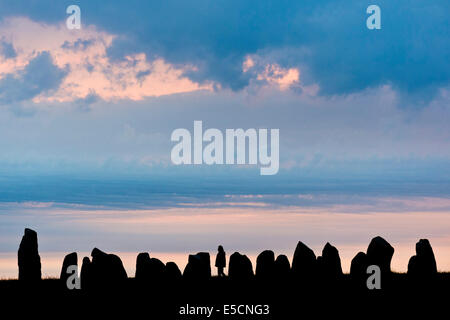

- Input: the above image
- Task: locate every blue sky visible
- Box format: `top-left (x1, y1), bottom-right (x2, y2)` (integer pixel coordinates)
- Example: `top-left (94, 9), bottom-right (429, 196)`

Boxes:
top-left (0, 1), bottom-right (449, 273)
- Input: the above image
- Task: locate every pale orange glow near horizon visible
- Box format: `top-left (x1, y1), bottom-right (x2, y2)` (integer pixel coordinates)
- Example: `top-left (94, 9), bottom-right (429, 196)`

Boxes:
top-left (1, 196), bottom-right (450, 278)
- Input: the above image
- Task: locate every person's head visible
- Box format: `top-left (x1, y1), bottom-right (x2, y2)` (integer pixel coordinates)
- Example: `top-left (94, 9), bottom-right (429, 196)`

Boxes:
top-left (218, 245), bottom-right (224, 252)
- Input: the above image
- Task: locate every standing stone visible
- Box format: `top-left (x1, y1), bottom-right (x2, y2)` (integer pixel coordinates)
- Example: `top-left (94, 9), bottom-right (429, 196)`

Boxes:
top-left (197, 252), bottom-right (211, 277)
top-left (256, 250), bottom-right (275, 279)
top-left (367, 236), bottom-right (394, 275)
top-left (89, 248), bottom-right (128, 289)
top-left (60, 252), bottom-right (78, 288)
top-left (350, 252), bottom-right (368, 277)
top-left (316, 256), bottom-right (324, 274)
top-left (18, 228), bottom-right (41, 282)
top-left (136, 252), bottom-right (166, 283)
top-left (147, 257), bottom-right (166, 282)
top-left (183, 252), bottom-right (211, 280)
top-left (291, 241), bottom-right (316, 281)
top-left (319, 243), bottom-right (343, 280)
top-left (350, 252), bottom-right (368, 287)
top-left (80, 257), bottom-right (92, 290)
top-left (135, 254), bottom-right (166, 284)
top-left (228, 252), bottom-right (254, 280)
top-left (166, 262), bottom-right (182, 281)
top-left (408, 239), bottom-right (437, 281)
top-left (135, 252), bottom-right (151, 281)
top-left (274, 254), bottom-right (290, 279)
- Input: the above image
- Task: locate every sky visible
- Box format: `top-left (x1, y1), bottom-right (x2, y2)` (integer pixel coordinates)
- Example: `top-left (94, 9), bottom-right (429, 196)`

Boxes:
top-left (0, 1), bottom-right (449, 276)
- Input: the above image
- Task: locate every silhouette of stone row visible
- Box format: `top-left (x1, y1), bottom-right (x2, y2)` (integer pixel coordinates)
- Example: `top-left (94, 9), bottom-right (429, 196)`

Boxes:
top-left (14, 228), bottom-right (440, 287)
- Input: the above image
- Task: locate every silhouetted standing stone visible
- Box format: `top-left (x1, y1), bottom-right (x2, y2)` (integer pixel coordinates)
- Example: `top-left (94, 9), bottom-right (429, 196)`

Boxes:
top-left (80, 257), bottom-right (92, 290)
top-left (350, 252), bottom-right (368, 287)
top-left (319, 243), bottom-right (343, 281)
top-left (183, 252), bottom-right (211, 280)
top-left (256, 250), bottom-right (275, 279)
top-left (148, 257), bottom-right (166, 282)
top-left (291, 241), bottom-right (316, 282)
top-left (367, 236), bottom-right (394, 276)
top-left (89, 248), bottom-right (128, 289)
top-left (350, 252), bottom-right (368, 277)
top-left (197, 252), bottom-right (211, 277)
top-left (136, 252), bottom-right (151, 280)
top-left (60, 252), bottom-right (77, 288)
top-left (316, 256), bottom-right (324, 274)
top-left (18, 228), bottom-right (41, 282)
top-left (135, 252), bottom-right (165, 283)
top-left (136, 252), bottom-right (166, 283)
top-left (408, 239), bottom-right (437, 282)
top-left (228, 252), bottom-right (254, 280)
top-left (274, 254), bottom-right (290, 279)
top-left (166, 262), bottom-right (182, 281)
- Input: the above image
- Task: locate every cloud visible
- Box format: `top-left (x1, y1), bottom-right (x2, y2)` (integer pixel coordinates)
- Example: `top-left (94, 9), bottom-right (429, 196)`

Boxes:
top-left (0, 17), bottom-right (211, 105)
top-left (0, 51), bottom-right (67, 105)
top-left (1, 0), bottom-right (446, 100)
top-left (0, 84), bottom-right (448, 178)
top-left (74, 90), bottom-right (100, 111)
top-left (0, 7), bottom-right (447, 177)
top-left (242, 55), bottom-right (302, 91)
top-left (1, 2), bottom-right (447, 103)
top-left (0, 39), bottom-right (16, 59)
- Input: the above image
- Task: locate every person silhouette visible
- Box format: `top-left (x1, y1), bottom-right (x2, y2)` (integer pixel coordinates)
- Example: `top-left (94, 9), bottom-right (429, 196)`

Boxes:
top-left (215, 245), bottom-right (226, 277)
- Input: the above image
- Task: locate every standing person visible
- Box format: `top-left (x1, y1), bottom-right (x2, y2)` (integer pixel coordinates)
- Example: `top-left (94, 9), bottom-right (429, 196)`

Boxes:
top-left (215, 245), bottom-right (226, 277)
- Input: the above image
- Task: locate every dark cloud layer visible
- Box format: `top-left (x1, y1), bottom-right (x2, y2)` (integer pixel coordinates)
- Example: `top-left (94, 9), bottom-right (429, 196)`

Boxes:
top-left (0, 39), bottom-right (16, 59)
top-left (0, 1), bottom-right (448, 99)
top-left (0, 51), bottom-right (67, 105)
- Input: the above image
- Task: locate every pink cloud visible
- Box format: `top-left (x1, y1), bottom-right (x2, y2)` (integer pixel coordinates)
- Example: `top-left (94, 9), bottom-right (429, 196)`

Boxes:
top-left (0, 17), bottom-right (212, 103)
top-left (242, 54), bottom-right (319, 95)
